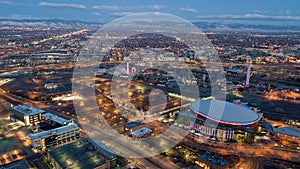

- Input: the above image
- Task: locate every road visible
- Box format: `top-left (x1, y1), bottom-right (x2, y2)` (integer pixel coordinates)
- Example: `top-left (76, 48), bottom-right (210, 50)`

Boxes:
top-left (182, 134), bottom-right (300, 163)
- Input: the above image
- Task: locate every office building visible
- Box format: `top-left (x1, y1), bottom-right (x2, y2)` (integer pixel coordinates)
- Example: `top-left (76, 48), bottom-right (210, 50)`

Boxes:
top-left (28, 123), bottom-right (80, 151)
top-left (11, 105), bottom-right (45, 126)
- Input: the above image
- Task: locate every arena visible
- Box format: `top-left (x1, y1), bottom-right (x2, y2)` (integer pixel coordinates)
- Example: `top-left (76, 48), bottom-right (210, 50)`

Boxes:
top-left (190, 100), bottom-right (261, 127)
top-left (178, 100), bottom-right (261, 143)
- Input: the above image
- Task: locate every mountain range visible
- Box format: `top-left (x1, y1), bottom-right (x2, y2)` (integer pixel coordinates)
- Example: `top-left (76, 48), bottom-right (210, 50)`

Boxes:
top-left (1, 18), bottom-right (299, 32)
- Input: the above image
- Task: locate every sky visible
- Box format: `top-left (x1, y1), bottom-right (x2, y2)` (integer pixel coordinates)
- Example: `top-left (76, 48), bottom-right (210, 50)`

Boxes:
top-left (0, 0), bottom-right (300, 24)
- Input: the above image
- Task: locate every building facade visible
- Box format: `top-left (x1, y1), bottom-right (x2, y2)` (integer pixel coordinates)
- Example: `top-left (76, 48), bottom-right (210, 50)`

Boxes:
top-left (28, 123), bottom-right (80, 151)
top-left (11, 105), bottom-right (45, 126)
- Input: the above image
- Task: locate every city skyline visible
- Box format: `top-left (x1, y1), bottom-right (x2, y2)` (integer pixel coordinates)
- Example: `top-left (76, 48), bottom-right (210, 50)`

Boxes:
top-left (0, 0), bottom-right (300, 24)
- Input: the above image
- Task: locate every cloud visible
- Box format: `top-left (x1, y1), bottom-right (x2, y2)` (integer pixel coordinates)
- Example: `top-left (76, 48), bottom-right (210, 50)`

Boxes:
top-left (93, 12), bottom-right (101, 16)
top-left (196, 14), bottom-right (300, 21)
top-left (8, 14), bottom-right (23, 19)
top-left (38, 2), bottom-right (86, 9)
top-left (109, 12), bottom-right (138, 17)
top-left (278, 10), bottom-right (291, 15)
top-left (252, 10), bottom-right (266, 14)
top-left (0, 1), bottom-right (13, 5)
top-left (91, 4), bottom-right (164, 11)
top-left (0, 1), bottom-right (26, 6)
top-left (180, 7), bottom-right (198, 13)
top-left (92, 5), bottom-right (123, 10)
top-left (146, 5), bottom-right (164, 10)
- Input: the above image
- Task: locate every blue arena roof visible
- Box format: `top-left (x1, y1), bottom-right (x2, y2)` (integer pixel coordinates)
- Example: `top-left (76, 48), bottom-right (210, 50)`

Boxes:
top-left (190, 100), bottom-right (261, 125)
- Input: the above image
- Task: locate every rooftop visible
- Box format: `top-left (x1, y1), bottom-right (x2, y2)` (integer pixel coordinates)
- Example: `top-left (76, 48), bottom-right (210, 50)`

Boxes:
top-left (273, 127), bottom-right (300, 137)
top-left (32, 50), bottom-right (73, 56)
top-left (48, 140), bottom-right (116, 169)
top-left (42, 113), bottom-right (74, 125)
top-left (0, 159), bottom-right (30, 169)
top-left (12, 105), bottom-right (45, 116)
top-left (38, 121), bottom-right (61, 131)
top-left (131, 127), bottom-right (152, 137)
top-left (124, 120), bottom-right (144, 129)
top-left (89, 139), bottom-right (117, 157)
top-left (199, 151), bottom-right (228, 167)
top-left (190, 100), bottom-right (261, 125)
top-left (178, 111), bottom-right (197, 119)
top-left (29, 123), bottom-right (79, 140)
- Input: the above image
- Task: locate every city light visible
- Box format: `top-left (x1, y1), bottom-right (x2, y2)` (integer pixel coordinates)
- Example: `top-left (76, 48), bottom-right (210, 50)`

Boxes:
top-left (0, 2), bottom-right (299, 168)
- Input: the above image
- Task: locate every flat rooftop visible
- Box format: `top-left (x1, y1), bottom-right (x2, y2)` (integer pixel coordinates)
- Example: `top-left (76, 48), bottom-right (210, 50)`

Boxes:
top-left (0, 159), bottom-right (30, 169)
top-left (124, 120), bottom-right (144, 129)
top-left (178, 111), bottom-right (197, 119)
top-left (199, 151), bottom-right (228, 167)
top-left (89, 139), bottom-right (117, 157)
top-left (131, 127), bottom-right (152, 137)
top-left (29, 123), bottom-right (79, 140)
top-left (12, 105), bottom-right (45, 116)
top-left (42, 113), bottom-right (74, 125)
top-left (38, 121), bottom-right (60, 131)
top-left (273, 127), bottom-right (300, 137)
top-left (48, 140), bottom-right (116, 169)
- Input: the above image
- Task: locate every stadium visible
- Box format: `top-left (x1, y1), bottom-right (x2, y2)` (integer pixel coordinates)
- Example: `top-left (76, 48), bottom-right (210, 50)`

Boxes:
top-left (30, 50), bottom-right (74, 65)
top-left (178, 100), bottom-right (261, 143)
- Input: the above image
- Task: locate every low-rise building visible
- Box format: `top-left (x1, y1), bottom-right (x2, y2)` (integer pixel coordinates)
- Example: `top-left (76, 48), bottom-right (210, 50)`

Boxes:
top-left (47, 139), bottom-right (117, 169)
top-left (44, 83), bottom-right (58, 89)
top-left (196, 151), bottom-right (229, 169)
top-left (123, 120), bottom-right (146, 132)
top-left (41, 112), bottom-right (74, 126)
top-left (131, 127), bottom-right (152, 138)
top-left (30, 50), bottom-right (74, 65)
top-left (28, 123), bottom-right (80, 151)
top-left (11, 105), bottom-right (45, 126)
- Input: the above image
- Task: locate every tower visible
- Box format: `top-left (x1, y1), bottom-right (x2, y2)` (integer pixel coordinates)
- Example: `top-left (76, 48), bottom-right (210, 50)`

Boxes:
top-left (245, 56), bottom-right (252, 87)
top-left (126, 62), bottom-right (130, 74)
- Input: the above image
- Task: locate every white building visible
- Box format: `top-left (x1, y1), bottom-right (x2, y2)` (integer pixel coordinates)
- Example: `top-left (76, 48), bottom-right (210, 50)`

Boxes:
top-left (11, 105), bottom-right (45, 126)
